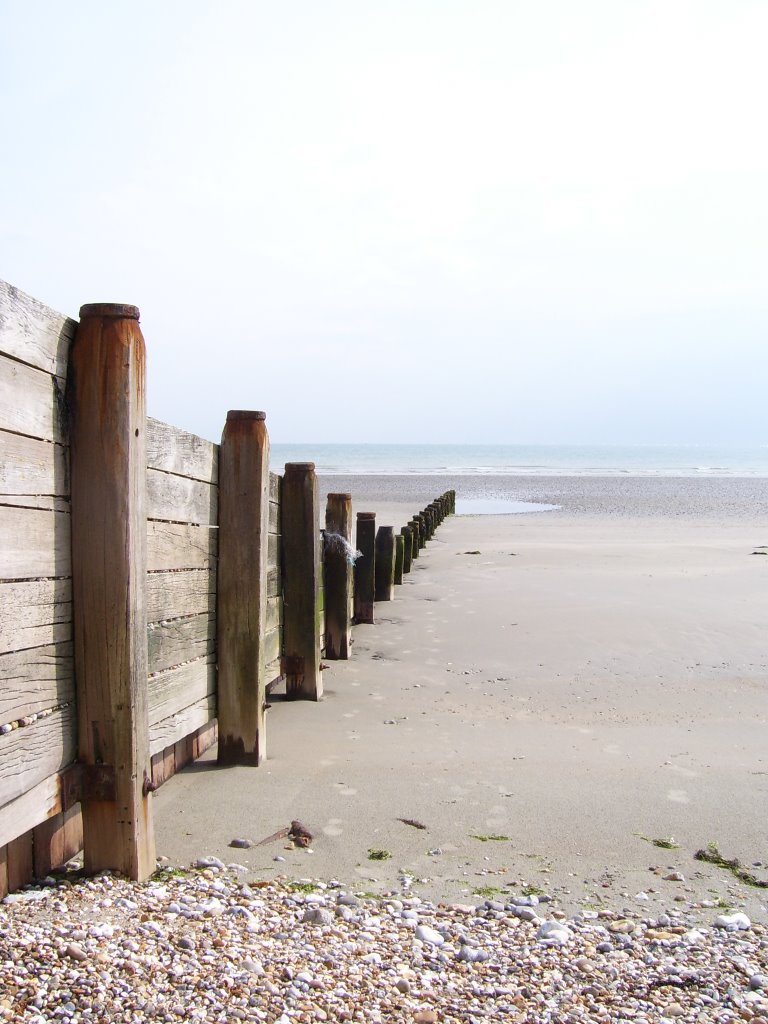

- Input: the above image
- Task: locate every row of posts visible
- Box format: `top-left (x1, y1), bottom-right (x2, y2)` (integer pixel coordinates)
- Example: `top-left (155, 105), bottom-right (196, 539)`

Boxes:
top-left (325, 488), bottom-right (457, 652)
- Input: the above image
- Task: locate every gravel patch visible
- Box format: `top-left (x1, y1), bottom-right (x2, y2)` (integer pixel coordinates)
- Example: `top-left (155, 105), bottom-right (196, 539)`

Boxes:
top-left (2, 866), bottom-right (767, 1023)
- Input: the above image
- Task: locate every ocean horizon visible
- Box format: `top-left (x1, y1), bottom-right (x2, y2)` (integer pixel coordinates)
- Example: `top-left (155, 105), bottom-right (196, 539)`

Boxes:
top-left (269, 443), bottom-right (768, 478)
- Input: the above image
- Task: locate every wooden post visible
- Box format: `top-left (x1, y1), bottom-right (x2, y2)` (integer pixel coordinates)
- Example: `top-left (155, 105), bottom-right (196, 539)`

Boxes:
top-left (324, 492), bottom-right (353, 660)
top-left (217, 410), bottom-right (270, 765)
top-left (394, 533), bottom-right (405, 584)
top-left (401, 526), bottom-right (413, 573)
top-left (69, 302), bottom-right (156, 880)
top-left (423, 507), bottom-right (434, 539)
top-left (375, 526), bottom-right (396, 601)
top-left (282, 463), bottom-right (322, 700)
top-left (411, 516), bottom-right (424, 551)
top-left (354, 512), bottom-right (376, 623)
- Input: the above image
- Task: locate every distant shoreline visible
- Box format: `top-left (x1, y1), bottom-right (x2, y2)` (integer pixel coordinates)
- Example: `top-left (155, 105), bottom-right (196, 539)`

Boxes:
top-left (318, 472), bottom-right (768, 521)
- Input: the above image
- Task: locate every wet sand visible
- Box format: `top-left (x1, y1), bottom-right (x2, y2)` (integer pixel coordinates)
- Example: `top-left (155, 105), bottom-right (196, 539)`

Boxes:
top-left (154, 476), bottom-right (768, 923)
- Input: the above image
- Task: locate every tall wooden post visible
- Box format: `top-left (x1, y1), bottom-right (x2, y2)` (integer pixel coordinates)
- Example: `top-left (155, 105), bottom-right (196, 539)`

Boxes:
top-left (410, 517), bottom-right (424, 552)
top-left (401, 526), bottom-right (413, 573)
top-left (324, 492), bottom-right (353, 660)
top-left (282, 463), bottom-right (322, 700)
top-left (354, 512), bottom-right (376, 623)
top-left (394, 533), bottom-right (405, 585)
top-left (375, 526), bottom-right (396, 601)
top-left (217, 410), bottom-right (270, 765)
top-left (69, 302), bottom-right (155, 880)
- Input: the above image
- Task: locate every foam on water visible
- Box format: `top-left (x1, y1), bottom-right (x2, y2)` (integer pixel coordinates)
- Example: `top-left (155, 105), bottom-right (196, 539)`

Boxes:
top-left (455, 498), bottom-right (561, 515)
top-left (271, 443), bottom-right (768, 477)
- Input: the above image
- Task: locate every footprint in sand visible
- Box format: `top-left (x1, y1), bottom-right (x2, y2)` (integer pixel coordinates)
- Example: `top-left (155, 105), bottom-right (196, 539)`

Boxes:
top-left (333, 783), bottom-right (358, 797)
top-left (667, 789), bottom-right (689, 803)
top-left (322, 818), bottom-right (344, 837)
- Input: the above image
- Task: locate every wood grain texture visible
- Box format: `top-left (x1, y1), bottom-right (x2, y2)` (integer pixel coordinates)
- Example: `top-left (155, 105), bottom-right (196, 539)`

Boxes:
top-left (69, 307), bottom-right (155, 880)
top-left (147, 468), bottom-right (218, 526)
top-left (0, 579), bottom-right (71, 655)
top-left (0, 642), bottom-right (74, 723)
top-left (147, 521), bottom-right (217, 572)
top-left (146, 418), bottom-right (218, 484)
top-left (267, 567), bottom-right (282, 599)
top-left (268, 500), bottom-right (280, 534)
top-left (0, 771), bottom-right (64, 849)
top-left (149, 694), bottom-right (216, 756)
top-left (269, 473), bottom-right (281, 502)
top-left (146, 569), bottom-right (215, 625)
top-left (7, 831), bottom-right (34, 892)
top-left (0, 430), bottom-right (68, 497)
top-left (147, 614), bottom-right (215, 675)
top-left (216, 414), bottom-right (270, 765)
top-left (0, 280), bottom-right (74, 377)
top-left (148, 656), bottom-right (216, 728)
top-left (0, 505), bottom-right (70, 581)
top-left (281, 464), bottom-right (322, 700)
top-left (263, 627), bottom-right (281, 669)
top-left (0, 353), bottom-right (65, 443)
top-left (0, 705), bottom-right (76, 810)
top-left (33, 804), bottom-right (82, 877)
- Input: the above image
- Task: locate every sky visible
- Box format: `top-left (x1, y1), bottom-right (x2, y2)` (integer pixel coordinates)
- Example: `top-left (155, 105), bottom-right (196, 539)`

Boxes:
top-left (2, 1), bottom-right (767, 445)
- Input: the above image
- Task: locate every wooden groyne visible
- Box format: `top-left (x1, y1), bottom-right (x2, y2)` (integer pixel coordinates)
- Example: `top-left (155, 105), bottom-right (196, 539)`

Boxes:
top-left (0, 278), bottom-right (454, 896)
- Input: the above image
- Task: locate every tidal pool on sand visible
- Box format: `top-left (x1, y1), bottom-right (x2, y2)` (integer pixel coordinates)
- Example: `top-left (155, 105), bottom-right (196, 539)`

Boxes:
top-left (455, 498), bottom-right (561, 515)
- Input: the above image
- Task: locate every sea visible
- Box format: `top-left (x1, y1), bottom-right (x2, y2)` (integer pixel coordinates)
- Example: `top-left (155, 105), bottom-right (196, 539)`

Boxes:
top-left (269, 443), bottom-right (768, 478)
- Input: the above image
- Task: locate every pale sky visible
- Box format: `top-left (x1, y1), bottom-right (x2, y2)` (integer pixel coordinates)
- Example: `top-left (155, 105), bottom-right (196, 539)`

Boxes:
top-left (2, 1), bottom-right (766, 445)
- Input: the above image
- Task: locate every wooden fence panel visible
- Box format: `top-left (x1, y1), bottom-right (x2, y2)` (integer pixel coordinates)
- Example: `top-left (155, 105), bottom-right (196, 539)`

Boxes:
top-left (0, 706), bottom-right (77, 811)
top-left (147, 418), bottom-right (218, 484)
top-left (266, 472), bottom-right (283, 684)
top-left (0, 282), bottom-right (77, 874)
top-left (145, 419), bottom-right (219, 768)
top-left (0, 579), bottom-right (71, 656)
top-left (0, 280), bottom-right (74, 377)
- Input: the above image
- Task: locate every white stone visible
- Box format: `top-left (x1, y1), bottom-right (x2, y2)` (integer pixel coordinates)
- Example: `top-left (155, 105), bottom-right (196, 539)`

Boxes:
top-left (713, 912), bottom-right (751, 931)
top-left (415, 924), bottom-right (445, 946)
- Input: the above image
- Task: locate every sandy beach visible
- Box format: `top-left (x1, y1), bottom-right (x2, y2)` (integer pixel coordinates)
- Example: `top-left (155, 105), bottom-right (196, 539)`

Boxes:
top-left (152, 474), bottom-right (768, 923)
top-left (3, 474), bottom-right (767, 1023)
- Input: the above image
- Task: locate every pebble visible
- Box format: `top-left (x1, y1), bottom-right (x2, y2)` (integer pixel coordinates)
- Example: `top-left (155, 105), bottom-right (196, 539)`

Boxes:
top-left (415, 924), bottom-right (445, 946)
top-left (715, 912), bottom-right (752, 931)
top-left (0, 871), bottom-right (765, 1023)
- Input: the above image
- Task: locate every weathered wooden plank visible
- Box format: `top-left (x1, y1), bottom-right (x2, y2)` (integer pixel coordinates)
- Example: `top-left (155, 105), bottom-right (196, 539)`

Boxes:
top-left (265, 658), bottom-right (282, 687)
top-left (267, 532), bottom-right (280, 569)
top-left (7, 831), bottom-right (34, 891)
top-left (0, 506), bottom-right (70, 582)
top-left (147, 614), bottom-right (215, 676)
top-left (147, 468), bottom-right (218, 526)
top-left (268, 500), bottom-right (280, 534)
top-left (263, 627), bottom-right (281, 669)
top-left (146, 418), bottom-right (218, 484)
top-left (149, 694), bottom-right (216, 757)
top-left (269, 473), bottom-right (281, 502)
top-left (267, 567), bottom-right (281, 599)
top-left (0, 280), bottom-right (74, 377)
top-left (0, 771), bottom-right (64, 849)
top-left (0, 430), bottom-right (68, 497)
top-left (0, 643), bottom-right (74, 723)
top-left (146, 569), bottom-right (215, 625)
top-left (33, 804), bottom-right (82, 877)
top-left (0, 579), bottom-right (71, 655)
top-left (0, 353), bottom-right (65, 443)
top-left (0, 705), bottom-right (76, 810)
top-left (265, 595), bottom-right (282, 634)
top-left (148, 657), bottom-right (216, 728)
top-left (69, 303), bottom-right (155, 881)
top-left (147, 521), bottom-right (218, 572)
